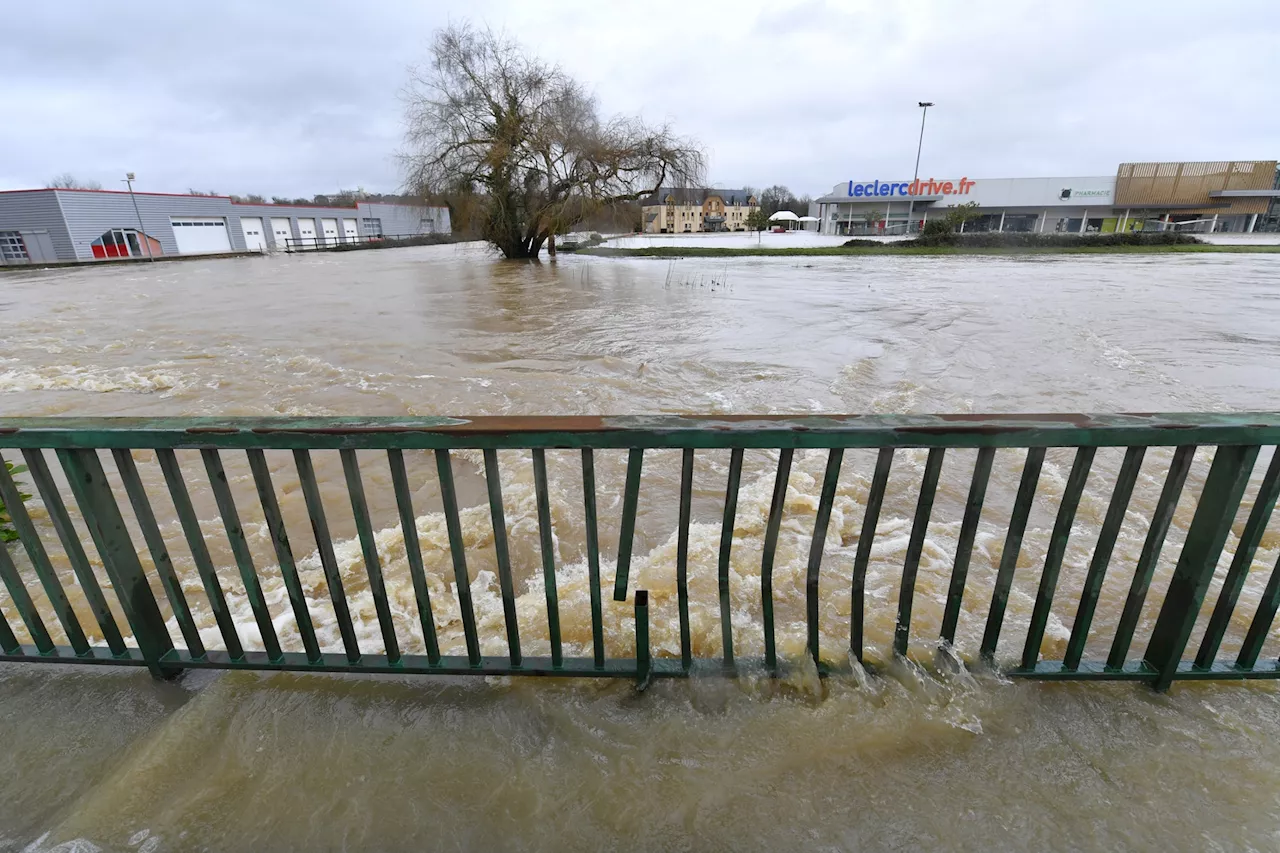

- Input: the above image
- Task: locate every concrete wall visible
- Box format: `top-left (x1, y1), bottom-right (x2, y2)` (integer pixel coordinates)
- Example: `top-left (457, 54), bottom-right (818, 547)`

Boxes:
top-left (955, 177), bottom-right (1115, 208)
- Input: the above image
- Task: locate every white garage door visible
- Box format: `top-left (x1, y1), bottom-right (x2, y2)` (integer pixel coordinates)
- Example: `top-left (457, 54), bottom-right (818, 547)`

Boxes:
top-left (297, 218), bottom-right (317, 249)
top-left (240, 217), bottom-right (266, 252)
top-left (170, 217), bottom-right (231, 255)
top-left (342, 219), bottom-right (359, 241)
top-left (320, 218), bottom-right (338, 245)
top-left (270, 217), bottom-right (293, 250)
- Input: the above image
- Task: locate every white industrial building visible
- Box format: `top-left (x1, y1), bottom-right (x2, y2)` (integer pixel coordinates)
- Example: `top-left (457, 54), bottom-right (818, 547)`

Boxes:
top-left (0, 188), bottom-right (450, 265)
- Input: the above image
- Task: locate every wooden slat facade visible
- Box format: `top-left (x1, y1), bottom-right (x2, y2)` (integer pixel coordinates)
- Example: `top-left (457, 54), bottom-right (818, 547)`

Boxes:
top-left (1114, 160), bottom-right (1277, 214)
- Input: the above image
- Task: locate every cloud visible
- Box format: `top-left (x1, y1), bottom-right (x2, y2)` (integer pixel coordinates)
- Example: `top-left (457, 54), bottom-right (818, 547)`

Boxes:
top-left (2, 0), bottom-right (1278, 197)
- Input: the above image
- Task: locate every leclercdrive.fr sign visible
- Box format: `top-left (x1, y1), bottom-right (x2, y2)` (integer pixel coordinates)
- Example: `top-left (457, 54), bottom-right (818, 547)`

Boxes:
top-left (846, 178), bottom-right (975, 198)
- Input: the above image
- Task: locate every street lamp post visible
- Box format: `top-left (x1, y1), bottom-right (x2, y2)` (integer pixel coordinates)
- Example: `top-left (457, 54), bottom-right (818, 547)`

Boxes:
top-left (905, 101), bottom-right (933, 235)
top-left (122, 172), bottom-right (154, 261)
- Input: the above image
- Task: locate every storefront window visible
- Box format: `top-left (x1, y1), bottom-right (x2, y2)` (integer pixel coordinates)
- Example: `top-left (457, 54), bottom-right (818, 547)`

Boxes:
top-left (965, 214), bottom-right (1002, 233)
top-left (1002, 215), bottom-right (1038, 233)
top-left (1258, 196), bottom-right (1280, 232)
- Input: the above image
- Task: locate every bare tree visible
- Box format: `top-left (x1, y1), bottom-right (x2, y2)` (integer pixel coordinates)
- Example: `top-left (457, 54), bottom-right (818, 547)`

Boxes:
top-left (46, 173), bottom-right (102, 190)
top-left (761, 185), bottom-right (811, 218)
top-left (401, 24), bottom-right (703, 259)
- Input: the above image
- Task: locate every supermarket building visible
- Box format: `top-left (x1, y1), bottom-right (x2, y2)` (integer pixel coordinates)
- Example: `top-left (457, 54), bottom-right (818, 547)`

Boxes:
top-left (0, 188), bottom-right (450, 265)
top-left (812, 160), bottom-right (1280, 236)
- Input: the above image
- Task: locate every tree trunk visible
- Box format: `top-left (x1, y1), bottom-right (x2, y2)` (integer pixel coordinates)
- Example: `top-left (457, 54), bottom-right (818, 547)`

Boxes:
top-left (495, 235), bottom-right (547, 260)
top-left (496, 237), bottom-right (527, 259)
top-left (547, 234), bottom-right (556, 256)
top-left (491, 208), bottom-right (557, 259)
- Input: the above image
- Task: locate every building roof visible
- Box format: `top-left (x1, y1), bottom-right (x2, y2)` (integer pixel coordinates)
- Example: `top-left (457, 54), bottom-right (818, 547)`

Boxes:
top-left (0, 187), bottom-right (454, 211)
top-left (0, 187), bottom-right (231, 200)
top-left (641, 187), bottom-right (757, 206)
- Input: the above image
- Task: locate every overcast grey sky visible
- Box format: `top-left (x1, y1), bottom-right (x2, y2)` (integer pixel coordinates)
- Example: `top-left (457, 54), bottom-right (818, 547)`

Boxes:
top-left (3, 0), bottom-right (1278, 198)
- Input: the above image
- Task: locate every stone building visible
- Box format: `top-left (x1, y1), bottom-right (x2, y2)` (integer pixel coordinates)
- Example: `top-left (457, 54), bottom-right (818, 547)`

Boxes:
top-left (639, 188), bottom-right (758, 234)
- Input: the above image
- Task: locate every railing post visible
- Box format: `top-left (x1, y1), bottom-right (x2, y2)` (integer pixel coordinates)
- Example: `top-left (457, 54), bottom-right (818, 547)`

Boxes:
top-left (57, 448), bottom-right (179, 679)
top-left (635, 590), bottom-right (651, 691)
top-left (613, 449), bottom-right (644, 602)
top-left (1144, 444), bottom-right (1258, 691)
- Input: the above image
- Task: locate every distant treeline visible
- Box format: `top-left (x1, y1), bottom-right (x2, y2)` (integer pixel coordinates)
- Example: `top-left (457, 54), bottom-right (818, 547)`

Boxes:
top-left (213, 190), bottom-right (422, 207)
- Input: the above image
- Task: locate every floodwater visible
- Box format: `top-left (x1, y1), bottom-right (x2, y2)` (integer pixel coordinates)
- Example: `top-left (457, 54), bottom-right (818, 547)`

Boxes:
top-left (3, 244), bottom-right (1280, 851)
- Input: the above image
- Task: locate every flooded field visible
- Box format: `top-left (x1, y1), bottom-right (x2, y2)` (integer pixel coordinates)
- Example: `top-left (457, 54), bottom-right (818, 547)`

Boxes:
top-left (3, 244), bottom-right (1280, 851)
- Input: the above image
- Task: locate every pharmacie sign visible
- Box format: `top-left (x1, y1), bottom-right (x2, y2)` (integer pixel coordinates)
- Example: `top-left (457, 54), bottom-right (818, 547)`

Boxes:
top-left (1058, 187), bottom-right (1110, 200)
top-left (846, 178), bottom-right (974, 198)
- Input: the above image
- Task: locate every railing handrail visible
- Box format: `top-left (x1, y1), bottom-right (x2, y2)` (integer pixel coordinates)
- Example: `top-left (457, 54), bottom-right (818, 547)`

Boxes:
top-left (2, 413), bottom-right (1280, 449)
top-left (281, 233), bottom-right (427, 251)
top-left (3, 411), bottom-right (1280, 692)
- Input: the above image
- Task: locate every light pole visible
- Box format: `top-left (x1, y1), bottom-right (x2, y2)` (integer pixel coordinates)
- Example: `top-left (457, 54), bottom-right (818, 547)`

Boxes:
top-left (122, 172), bottom-right (154, 261)
top-left (905, 101), bottom-right (933, 235)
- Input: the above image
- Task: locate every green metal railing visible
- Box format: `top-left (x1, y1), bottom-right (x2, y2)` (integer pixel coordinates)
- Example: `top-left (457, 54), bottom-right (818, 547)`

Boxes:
top-left (1, 414), bottom-right (1280, 691)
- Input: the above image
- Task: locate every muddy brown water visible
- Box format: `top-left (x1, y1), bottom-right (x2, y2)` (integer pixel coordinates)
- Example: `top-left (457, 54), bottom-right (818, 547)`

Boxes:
top-left (2, 245), bottom-right (1280, 851)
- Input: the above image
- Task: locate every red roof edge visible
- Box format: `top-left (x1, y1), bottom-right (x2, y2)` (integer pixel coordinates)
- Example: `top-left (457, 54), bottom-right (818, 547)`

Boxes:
top-left (0, 187), bottom-right (442, 211)
top-left (0, 187), bottom-right (233, 199)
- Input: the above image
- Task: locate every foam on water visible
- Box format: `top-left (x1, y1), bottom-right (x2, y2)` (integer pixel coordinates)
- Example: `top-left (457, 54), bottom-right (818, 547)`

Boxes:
top-left (0, 364), bottom-right (194, 395)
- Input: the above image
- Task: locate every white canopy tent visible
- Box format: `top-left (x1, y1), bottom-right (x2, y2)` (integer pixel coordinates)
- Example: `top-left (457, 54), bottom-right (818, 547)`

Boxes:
top-left (797, 215), bottom-right (819, 231)
top-left (768, 210), bottom-right (800, 230)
